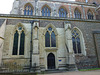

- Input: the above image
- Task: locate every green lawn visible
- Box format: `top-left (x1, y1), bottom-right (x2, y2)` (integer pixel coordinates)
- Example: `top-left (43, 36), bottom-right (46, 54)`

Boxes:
top-left (79, 68), bottom-right (100, 71)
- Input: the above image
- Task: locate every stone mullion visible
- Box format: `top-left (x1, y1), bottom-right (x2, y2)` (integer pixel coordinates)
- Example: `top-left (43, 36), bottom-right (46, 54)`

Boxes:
top-left (50, 32), bottom-right (51, 47)
top-left (18, 32), bottom-right (21, 55)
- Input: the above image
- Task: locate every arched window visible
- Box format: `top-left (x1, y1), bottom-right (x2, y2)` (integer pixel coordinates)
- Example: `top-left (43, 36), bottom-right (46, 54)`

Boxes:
top-left (72, 29), bottom-right (81, 54)
top-left (45, 27), bottom-right (56, 47)
top-left (42, 6), bottom-right (51, 16)
top-left (12, 26), bottom-right (25, 55)
top-left (74, 8), bottom-right (81, 19)
top-left (59, 8), bottom-right (67, 18)
top-left (24, 4), bottom-right (33, 15)
top-left (87, 10), bottom-right (94, 20)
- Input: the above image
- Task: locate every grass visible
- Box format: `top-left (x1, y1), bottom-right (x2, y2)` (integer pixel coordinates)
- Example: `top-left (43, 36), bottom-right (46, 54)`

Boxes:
top-left (79, 68), bottom-right (100, 71)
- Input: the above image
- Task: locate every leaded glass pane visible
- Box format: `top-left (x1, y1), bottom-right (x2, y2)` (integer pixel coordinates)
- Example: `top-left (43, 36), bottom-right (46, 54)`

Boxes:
top-left (12, 31), bottom-right (19, 55)
top-left (76, 37), bottom-right (81, 53)
top-left (19, 31), bottom-right (25, 55)
top-left (75, 9), bottom-right (81, 19)
top-left (45, 31), bottom-right (50, 47)
top-left (42, 7), bottom-right (50, 16)
top-left (51, 32), bottom-right (56, 47)
top-left (72, 37), bottom-right (77, 53)
top-left (48, 27), bottom-right (52, 31)
top-left (59, 8), bottom-right (67, 18)
top-left (24, 5), bottom-right (33, 15)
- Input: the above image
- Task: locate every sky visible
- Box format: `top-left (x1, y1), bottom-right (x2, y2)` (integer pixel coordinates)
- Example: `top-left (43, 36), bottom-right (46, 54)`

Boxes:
top-left (0, 0), bottom-right (75, 14)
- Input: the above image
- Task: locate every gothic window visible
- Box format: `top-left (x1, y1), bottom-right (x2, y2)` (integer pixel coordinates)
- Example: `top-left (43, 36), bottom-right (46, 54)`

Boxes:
top-left (24, 4), bottom-right (33, 15)
top-left (59, 8), bottom-right (67, 18)
top-left (42, 6), bottom-right (51, 16)
top-left (87, 10), bottom-right (94, 20)
top-left (45, 27), bottom-right (56, 47)
top-left (74, 8), bottom-right (81, 19)
top-left (72, 29), bottom-right (81, 54)
top-left (12, 26), bottom-right (25, 55)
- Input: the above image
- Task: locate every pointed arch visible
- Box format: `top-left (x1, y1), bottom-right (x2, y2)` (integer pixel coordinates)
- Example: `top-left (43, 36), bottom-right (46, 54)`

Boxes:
top-left (72, 27), bottom-right (86, 55)
top-left (87, 9), bottom-right (94, 20)
top-left (24, 3), bottom-right (34, 15)
top-left (12, 23), bottom-right (26, 55)
top-left (44, 24), bottom-right (58, 48)
top-left (59, 6), bottom-right (67, 18)
top-left (74, 7), bottom-right (81, 19)
top-left (41, 4), bottom-right (51, 16)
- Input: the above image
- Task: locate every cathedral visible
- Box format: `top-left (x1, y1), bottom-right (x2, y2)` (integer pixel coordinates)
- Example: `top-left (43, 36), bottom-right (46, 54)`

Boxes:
top-left (0, 0), bottom-right (100, 72)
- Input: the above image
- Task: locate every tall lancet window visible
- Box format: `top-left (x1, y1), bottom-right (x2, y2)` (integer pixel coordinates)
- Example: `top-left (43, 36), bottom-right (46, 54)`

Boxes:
top-left (42, 6), bottom-right (51, 16)
top-left (74, 8), bottom-right (81, 19)
top-left (45, 27), bottom-right (56, 47)
top-left (24, 4), bottom-right (33, 15)
top-left (12, 26), bottom-right (25, 55)
top-left (59, 8), bottom-right (67, 18)
top-left (72, 29), bottom-right (81, 54)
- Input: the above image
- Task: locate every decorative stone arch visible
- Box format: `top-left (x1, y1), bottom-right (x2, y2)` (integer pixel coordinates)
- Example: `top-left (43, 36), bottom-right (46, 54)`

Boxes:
top-left (13, 23), bottom-right (27, 35)
top-left (41, 4), bottom-right (51, 16)
top-left (58, 6), bottom-right (68, 17)
top-left (43, 23), bottom-right (58, 36)
top-left (23, 3), bottom-right (34, 15)
top-left (41, 4), bottom-right (51, 12)
top-left (74, 7), bottom-right (82, 18)
top-left (72, 27), bottom-right (86, 56)
top-left (87, 9), bottom-right (95, 19)
top-left (58, 6), bottom-right (68, 12)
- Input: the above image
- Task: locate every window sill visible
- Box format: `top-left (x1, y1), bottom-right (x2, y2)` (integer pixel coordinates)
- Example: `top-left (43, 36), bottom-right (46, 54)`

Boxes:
top-left (10, 55), bottom-right (25, 58)
top-left (45, 47), bottom-right (58, 51)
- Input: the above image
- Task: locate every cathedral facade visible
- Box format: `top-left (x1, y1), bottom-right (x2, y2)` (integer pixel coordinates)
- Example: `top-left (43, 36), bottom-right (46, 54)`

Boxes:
top-left (0, 0), bottom-right (100, 72)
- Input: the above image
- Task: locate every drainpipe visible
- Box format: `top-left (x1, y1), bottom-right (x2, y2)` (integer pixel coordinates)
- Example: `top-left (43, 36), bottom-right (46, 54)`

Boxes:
top-left (30, 20), bottom-right (34, 72)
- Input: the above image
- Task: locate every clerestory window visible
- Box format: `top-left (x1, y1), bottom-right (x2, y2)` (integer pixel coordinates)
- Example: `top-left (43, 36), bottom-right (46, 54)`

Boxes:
top-left (42, 6), bottom-right (51, 16)
top-left (74, 8), bottom-right (81, 19)
top-left (87, 10), bottom-right (94, 20)
top-left (12, 26), bottom-right (25, 55)
top-left (24, 4), bottom-right (33, 15)
top-left (59, 8), bottom-right (67, 18)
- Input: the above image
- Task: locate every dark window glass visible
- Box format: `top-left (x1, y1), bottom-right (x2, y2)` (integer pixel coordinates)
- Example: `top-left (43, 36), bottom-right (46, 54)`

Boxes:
top-left (74, 9), bottom-right (81, 19)
top-left (24, 5), bottom-right (33, 15)
top-left (72, 37), bottom-right (77, 53)
top-left (88, 12), bottom-right (93, 20)
top-left (51, 32), bottom-right (56, 47)
top-left (76, 37), bottom-right (81, 53)
top-left (19, 31), bottom-right (25, 55)
top-left (45, 31), bottom-right (50, 47)
top-left (12, 31), bottom-right (19, 55)
top-left (59, 8), bottom-right (67, 18)
top-left (72, 30), bottom-right (81, 54)
top-left (42, 6), bottom-right (50, 16)
top-left (48, 27), bottom-right (52, 31)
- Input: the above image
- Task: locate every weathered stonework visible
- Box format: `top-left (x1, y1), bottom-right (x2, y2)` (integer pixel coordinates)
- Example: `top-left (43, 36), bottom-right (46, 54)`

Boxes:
top-left (0, 0), bottom-right (100, 73)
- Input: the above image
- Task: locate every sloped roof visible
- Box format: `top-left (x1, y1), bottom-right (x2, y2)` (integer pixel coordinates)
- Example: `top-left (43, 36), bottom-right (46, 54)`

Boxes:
top-left (0, 19), bottom-right (5, 27)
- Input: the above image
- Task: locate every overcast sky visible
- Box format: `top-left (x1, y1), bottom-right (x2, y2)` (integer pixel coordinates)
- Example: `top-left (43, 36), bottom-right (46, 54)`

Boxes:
top-left (0, 0), bottom-right (75, 14)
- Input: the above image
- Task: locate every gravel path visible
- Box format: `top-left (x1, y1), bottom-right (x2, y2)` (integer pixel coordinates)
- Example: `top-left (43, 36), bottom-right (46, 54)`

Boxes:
top-left (38, 70), bottom-right (100, 75)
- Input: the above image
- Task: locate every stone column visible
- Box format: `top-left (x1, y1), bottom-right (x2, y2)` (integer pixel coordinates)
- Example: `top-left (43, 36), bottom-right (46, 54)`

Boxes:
top-left (32, 21), bottom-right (40, 72)
top-left (64, 22), bottom-right (77, 71)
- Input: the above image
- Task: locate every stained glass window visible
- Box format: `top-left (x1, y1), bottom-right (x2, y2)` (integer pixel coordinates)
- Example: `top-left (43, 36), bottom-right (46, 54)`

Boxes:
top-left (24, 5), bottom-right (33, 15)
top-left (42, 6), bottom-right (51, 16)
top-left (74, 9), bottom-right (81, 19)
top-left (59, 8), bottom-right (67, 18)
top-left (72, 30), bottom-right (81, 54)
top-left (12, 31), bottom-right (19, 55)
top-left (19, 31), bottom-right (25, 55)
